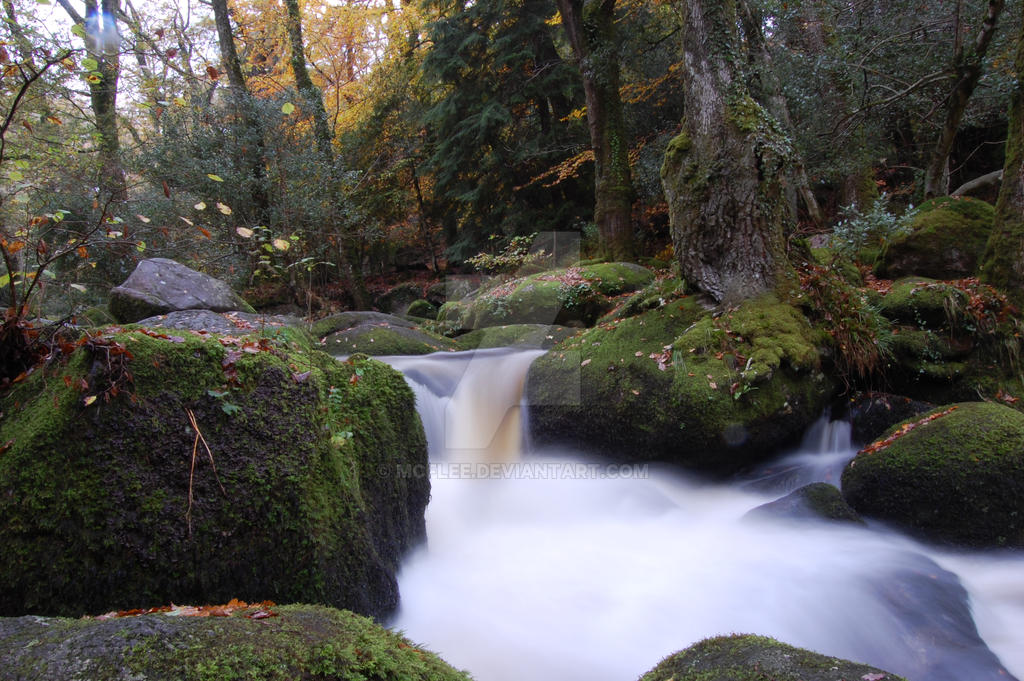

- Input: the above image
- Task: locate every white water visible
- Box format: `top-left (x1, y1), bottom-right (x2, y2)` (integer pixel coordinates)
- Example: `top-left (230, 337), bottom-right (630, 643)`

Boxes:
top-left (384, 349), bottom-right (1024, 681)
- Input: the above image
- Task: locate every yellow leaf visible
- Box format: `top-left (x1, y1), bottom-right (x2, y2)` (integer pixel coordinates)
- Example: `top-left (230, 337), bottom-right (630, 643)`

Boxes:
top-left (179, 216), bottom-right (194, 226)
top-left (136, 214), bottom-right (151, 223)
top-left (281, 102), bottom-right (295, 114)
top-left (84, 395), bottom-right (97, 406)
top-left (194, 202), bottom-right (207, 210)
top-left (207, 174), bottom-right (224, 182)
top-left (216, 202), bottom-right (232, 215)
top-left (272, 238), bottom-right (290, 251)
top-left (236, 227), bottom-right (254, 238)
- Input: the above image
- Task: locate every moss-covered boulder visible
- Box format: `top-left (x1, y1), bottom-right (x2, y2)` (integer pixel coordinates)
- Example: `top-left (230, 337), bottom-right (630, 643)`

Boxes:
top-left (312, 311), bottom-right (457, 356)
top-left (842, 402), bottom-right (1024, 547)
top-left (526, 294), bottom-right (833, 473)
top-left (462, 263), bottom-right (654, 329)
top-left (376, 282), bottom-right (424, 315)
top-left (877, 277), bottom-right (967, 328)
top-left (0, 604), bottom-right (471, 681)
top-left (0, 329), bottom-right (429, 618)
top-left (454, 324), bottom-right (578, 350)
top-left (638, 634), bottom-right (905, 681)
top-left (875, 197), bottom-right (994, 279)
top-left (744, 482), bottom-right (864, 524)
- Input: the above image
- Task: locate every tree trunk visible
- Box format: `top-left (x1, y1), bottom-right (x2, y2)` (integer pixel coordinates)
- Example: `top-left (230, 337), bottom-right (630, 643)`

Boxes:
top-left (661, 0), bottom-right (793, 304)
top-left (210, 0), bottom-right (271, 222)
top-left (980, 4), bottom-right (1024, 301)
top-left (738, 0), bottom-right (823, 229)
top-left (923, 0), bottom-right (1006, 198)
top-left (58, 0), bottom-right (127, 202)
top-left (556, 0), bottom-right (634, 259)
top-left (282, 0), bottom-right (369, 309)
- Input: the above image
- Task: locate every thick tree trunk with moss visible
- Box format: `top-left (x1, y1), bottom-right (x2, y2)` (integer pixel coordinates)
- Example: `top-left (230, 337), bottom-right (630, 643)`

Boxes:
top-left (661, 0), bottom-right (793, 304)
top-left (556, 0), bottom-right (634, 259)
top-left (980, 5), bottom-right (1024, 301)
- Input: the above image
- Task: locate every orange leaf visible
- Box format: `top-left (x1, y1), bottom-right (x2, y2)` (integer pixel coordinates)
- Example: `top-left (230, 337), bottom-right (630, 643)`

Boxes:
top-left (77, 245), bottom-right (88, 258)
top-left (206, 65), bottom-right (220, 80)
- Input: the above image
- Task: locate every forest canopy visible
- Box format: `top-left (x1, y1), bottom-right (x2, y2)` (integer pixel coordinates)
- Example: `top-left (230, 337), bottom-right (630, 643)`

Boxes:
top-left (1, 0), bottom-right (1021, 318)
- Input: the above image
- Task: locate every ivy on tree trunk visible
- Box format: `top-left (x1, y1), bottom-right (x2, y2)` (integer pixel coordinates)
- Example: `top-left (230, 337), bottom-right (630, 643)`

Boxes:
top-left (661, 0), bottom-right (794, 304)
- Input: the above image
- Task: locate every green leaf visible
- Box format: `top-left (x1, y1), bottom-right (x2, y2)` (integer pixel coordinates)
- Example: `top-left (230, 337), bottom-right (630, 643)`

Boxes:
top-left (81, 57), bottom-right (99, 71)
top-left (71, 23), bottom-right (86, 38)
top-left (206, 174), bottom-right (224, 182)
top-left (281, 102), bottom-right (295, 114)
top-left (136, 240), bottom-right (146, 253)
top-left (69, 283), bottom-right (87, 293)
top-left (8, 170), bottom-right (24, 182)
top-left (0, 274), bottom-right (10, 288)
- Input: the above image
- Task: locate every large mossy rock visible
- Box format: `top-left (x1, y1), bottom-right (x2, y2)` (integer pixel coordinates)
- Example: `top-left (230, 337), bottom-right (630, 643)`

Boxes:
top-left (109, 259), bottom-right (256, 323)
top-left (459, 263), bottom-right (654, 329)
top-left (526, 294), bottom-right (833, 473)
top-left (744, 482), bottom-right (863, 524)
top-left (453, 323), bottom-right (577, 350)
top-left (311, 311), bottom-right (457, 356)
top-left (0, 329), bottom-right (429, 618)
top-left (638, 634), bottom-right (905, 681)
top-left (842, 402), bottom-right (1024, 547)
top-left (875, 197), bottom-right (994, 279)
top-left (0, 604), bottom-right (471, 681)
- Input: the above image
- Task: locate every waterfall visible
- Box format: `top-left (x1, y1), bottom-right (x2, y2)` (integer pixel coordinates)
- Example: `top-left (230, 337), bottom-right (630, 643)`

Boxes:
top-left (382, 349), bottom-right (1024, 681)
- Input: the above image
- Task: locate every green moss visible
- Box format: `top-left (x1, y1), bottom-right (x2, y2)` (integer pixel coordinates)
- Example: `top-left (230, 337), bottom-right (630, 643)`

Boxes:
top-left (877, 197), bottom-right (994, 279)
top-left (662, 131), bottom-right (692, 170)
top-left (0, 605), bottom-right (471, 681)
top-left (842, 402), bottom-right (1024, 547)
top-left (527, 295), bottom-right (833, 473)
top-left (405, 299), bottom-right (438, 320)
top-left (454, 324), bottom-right (578, 350)
top-left (639, 634), bottom-right (904, 681)
top-left (322, 324), bottom-right (458, 356)
top-left (0, 330), bottom-right (429, 619)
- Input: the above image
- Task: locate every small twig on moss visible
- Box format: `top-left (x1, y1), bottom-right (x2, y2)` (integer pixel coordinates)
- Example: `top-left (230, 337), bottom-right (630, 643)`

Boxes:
top-left (184, 408), bottom-right (227, 538)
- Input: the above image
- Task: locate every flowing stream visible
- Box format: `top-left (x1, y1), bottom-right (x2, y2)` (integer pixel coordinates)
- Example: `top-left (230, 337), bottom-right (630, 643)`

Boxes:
top-left (382, 348), bottom-right (1024, 681)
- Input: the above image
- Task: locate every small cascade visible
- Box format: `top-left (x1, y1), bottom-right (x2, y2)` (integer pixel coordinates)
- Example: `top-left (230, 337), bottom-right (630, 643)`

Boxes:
top-left (740, 409), bottom-right (857, 492)
top-left (383, 348), bottom-right (545, 462)
top-left (379, 350), bottom-right (1024, 681)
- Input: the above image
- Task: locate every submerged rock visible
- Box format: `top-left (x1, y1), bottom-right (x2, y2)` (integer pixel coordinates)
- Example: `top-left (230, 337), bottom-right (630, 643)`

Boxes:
top-left (0, 329), bottom-right (429, 619)
top-left (0, 604), bottom-right (471, 681)
top-left (638, 634), bottom-right (905, 681)
top-left (745, 482), bottom-right (864, 524)
top-left (842, 401), bottom-right (1024, 547)
top-left (526, 294), bottom-right (833, 473)
top-left (109, 258), bottom-right (255, 323)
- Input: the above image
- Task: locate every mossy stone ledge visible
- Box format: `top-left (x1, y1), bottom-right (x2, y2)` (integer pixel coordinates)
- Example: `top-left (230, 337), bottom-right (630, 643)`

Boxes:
top-left (0, 604), bottom-right (472, 681)
top-left (0, 328), bottom-right (430, 619)
top-left (526, 294), bottom-right (834, 473)
top-left (841, 401), bottom-right (1024, 547)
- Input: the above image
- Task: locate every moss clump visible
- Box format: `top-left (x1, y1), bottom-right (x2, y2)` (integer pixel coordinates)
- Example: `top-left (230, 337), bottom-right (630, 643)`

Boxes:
top-left (463, 263), bottom-right (654, 329)
top-left (876, 197), bottom-right (994, 279)
top-left (526, 295), bottom-right (833, 473)
top-left (312, 312), bottom-right (457, 355)
top-left (454, 324), bottom-right (578, 350)
top-left (639, 634), bottom-right (905, 681)
top-left (0, 329), bottom-right (430, 619)
top-left (405, 299), bottom-right (438, 320)
top-left (0, 605), bottom-right (471, 681)
top-left (877, 278), bottom-right (968, 329)
top-left (842, 402), bottom-right (1024, 547)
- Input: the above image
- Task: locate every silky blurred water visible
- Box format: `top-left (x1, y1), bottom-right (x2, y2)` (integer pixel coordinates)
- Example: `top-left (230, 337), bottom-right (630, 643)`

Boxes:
top-left (383, 349), bottom-right (1024, 681)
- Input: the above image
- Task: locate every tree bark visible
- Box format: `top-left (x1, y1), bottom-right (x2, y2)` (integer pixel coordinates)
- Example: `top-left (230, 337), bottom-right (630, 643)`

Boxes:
top-left (980, 3), bottom-right (1024, 301)
top-left (923, 0), bottom-right (1006, 198)
top-left (738, 0), bottom-right (823, 228)
top-left (556, 0), bottom-right (634, 259)
top-left (282, 0), bottom-right (369, 309)
top-left (58, 0), bottom-right (127, 202)
top-left (661, 0), bottom-right (793, 304)
top-left (209, 0), bottom-right (271, 222)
